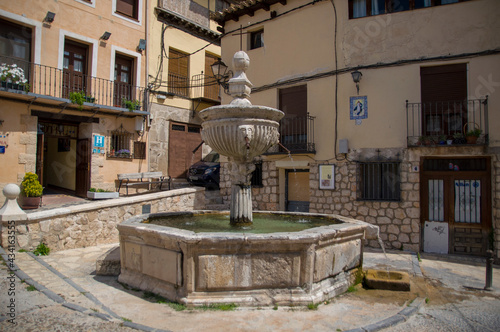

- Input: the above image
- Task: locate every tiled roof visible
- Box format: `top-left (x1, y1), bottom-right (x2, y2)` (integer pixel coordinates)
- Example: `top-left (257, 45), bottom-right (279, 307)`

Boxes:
top-left (211, 0), bottom-right (287, 25)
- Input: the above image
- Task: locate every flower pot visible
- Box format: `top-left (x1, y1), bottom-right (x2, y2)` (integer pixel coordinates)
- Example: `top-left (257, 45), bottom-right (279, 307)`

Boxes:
top-left (19, 196), bottom-right (42, 210)
top-left (447, 140), bottom-right (453, 145)
top-left (87, 191), bottom-right (120, 200)
top-left (466, 136), bottom-right (478, 144)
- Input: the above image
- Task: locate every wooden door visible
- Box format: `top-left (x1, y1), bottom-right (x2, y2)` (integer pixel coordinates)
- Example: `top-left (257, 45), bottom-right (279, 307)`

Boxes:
top-left (114, 55), bottom-right (134, 107)
top-left (63, 41), bottom-right (88, 98)
top-left (421, 157), bottom-right (491, 255)
top-left (286, 170), bottom-right (310, 212)
top-left (168, 122), bottom-right (202, 178)
top-left (75, 138), bottom-right (90, 197)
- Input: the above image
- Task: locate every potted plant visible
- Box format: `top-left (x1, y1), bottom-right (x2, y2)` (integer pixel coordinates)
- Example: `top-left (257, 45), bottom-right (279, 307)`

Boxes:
top-left (0, 63), bottom-right (28, 91)
top-left (122, 98), bottom-right (141, 112)
top-left (465, 128), bottom-right (482, 144)
top-left (453, 132), bottom-right (466, 145)
top-left (19, 172), bottom-right (43, 209)
top-left (69, 91), bottom-right (95, 110)
top-left (116, 149), bottom-right (131, 158)
top-left (87, 188), bottom-right (119, 200)
top-left (438, 135), bottom-right (447, 145)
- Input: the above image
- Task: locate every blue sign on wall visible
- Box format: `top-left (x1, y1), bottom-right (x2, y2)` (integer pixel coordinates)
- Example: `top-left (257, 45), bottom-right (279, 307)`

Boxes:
top-left (93, 135), bottom-right (105, 148)
top-left (0, 146), bottom-right (5, 154)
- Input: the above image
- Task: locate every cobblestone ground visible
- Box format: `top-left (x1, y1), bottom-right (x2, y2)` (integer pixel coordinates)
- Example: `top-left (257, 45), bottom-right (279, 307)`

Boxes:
top-left (0, 257), bottom-right (135, 332)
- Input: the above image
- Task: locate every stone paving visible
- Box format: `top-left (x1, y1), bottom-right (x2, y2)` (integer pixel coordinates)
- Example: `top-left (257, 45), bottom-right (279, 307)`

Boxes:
top-left (1, 244), bottom-right (499, 332)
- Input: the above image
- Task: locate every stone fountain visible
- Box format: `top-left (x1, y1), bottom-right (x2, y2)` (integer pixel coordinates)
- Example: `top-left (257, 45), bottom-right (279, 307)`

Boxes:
top-left (117, 51), bottom-right (379, 307)
top-left (199, 51), bottom-right (283, 225)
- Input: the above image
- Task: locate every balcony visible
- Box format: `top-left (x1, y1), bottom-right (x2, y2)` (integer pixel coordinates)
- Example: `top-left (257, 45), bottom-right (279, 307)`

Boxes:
top-left (190, 73), bottom-right (220, 102)
top-left (0, 56), bottom-right (148, 115)
top-left (406, 98), bottom-right (489, 147)
top-left (266, 114), bottom-right (316, 154)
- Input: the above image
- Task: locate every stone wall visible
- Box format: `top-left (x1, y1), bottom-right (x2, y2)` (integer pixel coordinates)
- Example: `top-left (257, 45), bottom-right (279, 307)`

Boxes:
top-left (219, 146), bottom-right (499, 255)
top-left (1, 188), bottom-right (205, 252)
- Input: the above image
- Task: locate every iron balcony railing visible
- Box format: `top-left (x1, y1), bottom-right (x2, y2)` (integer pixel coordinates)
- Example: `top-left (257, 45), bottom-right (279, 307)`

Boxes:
top-left (406, 98), bottom-right (489, 147)
top-left (0, 56), bottom-right (147, 111)
top-left (167, 72), bottom-right (190, 98)
top-left (266, 114), bottom-right (316, 154)
top-left (190, 73), bottom-right (220, 101)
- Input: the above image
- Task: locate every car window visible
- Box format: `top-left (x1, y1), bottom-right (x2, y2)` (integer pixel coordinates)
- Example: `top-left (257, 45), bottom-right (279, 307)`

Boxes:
top-left (203, 151), bottom-right (219, 163)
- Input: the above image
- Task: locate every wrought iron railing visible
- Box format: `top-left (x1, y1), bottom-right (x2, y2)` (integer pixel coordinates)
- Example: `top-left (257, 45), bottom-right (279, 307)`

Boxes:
top-left (266, 114), bottom-right (316, 154)
top-left (406, 98), bottom-right (488, 146)
top-left (190, 73), bottom-right (220, 101)
top-left (167, 72), bottom-right (189, 98)
top-left (0, 55), bottom-right (147, 111)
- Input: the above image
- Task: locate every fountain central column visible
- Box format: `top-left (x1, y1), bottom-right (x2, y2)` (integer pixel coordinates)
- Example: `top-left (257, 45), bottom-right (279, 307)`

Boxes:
top-left (199, 51), bottom-right (284, 226)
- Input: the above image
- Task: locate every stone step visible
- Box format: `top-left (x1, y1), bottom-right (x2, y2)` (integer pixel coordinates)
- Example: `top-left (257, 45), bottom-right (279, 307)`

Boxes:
top-left (95, 245), bottom-right (121, 276)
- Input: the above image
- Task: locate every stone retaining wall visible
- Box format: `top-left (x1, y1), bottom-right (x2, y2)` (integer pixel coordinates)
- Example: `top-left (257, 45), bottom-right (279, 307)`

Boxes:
top-left (0, 188), bottom-right (205, 252)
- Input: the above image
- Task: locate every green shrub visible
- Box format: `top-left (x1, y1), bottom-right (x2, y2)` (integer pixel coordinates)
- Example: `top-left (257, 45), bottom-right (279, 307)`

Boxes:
top-left (21, 172), bottom-right (43, 197)
top-left (33, 242), bottom-right (50, 256)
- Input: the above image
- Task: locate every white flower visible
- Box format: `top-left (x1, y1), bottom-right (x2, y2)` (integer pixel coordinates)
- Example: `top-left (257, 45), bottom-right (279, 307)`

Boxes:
top-left (0, 63), bottom-right (27, 84)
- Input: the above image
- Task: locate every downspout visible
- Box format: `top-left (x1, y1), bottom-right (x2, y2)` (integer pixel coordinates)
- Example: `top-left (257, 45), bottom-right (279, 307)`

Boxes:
top-left (145, 0), bottom-right (150, 172)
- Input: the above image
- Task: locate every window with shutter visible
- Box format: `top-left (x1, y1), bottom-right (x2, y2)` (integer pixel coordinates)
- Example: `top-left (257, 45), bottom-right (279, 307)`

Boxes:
top-left (116, 0), bottom-right (138, 20)
top-left (168, 48), bottom-right (189, 97)
top-left (420, 63), bottom-right (467, 136)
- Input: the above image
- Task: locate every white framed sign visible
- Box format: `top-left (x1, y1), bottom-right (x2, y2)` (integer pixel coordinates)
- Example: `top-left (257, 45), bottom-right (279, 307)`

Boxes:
top-left (319, 164), bottom-right (335, 189)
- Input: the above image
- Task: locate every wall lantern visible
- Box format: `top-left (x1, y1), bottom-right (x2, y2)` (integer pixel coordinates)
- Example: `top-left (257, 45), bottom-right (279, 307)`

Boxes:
top-left (351, 70), bottom-right (362, 95)
top-left (210, 58), bottom-right (232, 93)
top-left (100, 32), bottom-right (112, 41)
top-left (137, 39), bottom-right (146, 52)
top-left (44, 11), bottom-right (56, 23)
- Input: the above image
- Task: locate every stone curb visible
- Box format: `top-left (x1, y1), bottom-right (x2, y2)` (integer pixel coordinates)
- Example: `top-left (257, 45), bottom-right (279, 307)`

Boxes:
top-left (0, 247), bottom-right (170, 332)
top-left (344, 297), bottom-right (425, 332)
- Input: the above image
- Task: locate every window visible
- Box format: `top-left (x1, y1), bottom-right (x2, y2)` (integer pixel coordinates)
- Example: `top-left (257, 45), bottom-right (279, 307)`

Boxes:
top-left (357, 162), bottom-right (401, 201)
top-left (109, 125), bottom-right (133, 158)
top-left (0, 19), bottom-right (32, 80)
top-left (251, 161), bottom-right (263, 187)
top-left (250, 29), bottom-right (264, 50)
top-left (349, 0), bottom-right (467, 19)
top-left (420, 63), bottom-right (467, 136)
top-left (168, 48), bottom-right (189, 97)
top-left (116, 0), bottom-right (138, 20)
top-left (114, 54), bottom-right (134, 107)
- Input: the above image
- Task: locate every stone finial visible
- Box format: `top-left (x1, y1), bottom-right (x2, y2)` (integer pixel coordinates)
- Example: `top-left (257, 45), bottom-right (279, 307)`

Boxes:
top-left (0, 184), bottom-right (27, 221)
top-left (229, 51), bottom-right (253, 106)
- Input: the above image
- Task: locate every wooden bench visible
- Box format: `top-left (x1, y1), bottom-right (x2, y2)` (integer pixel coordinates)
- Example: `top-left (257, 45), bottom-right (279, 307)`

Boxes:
top-left (117, 172), bottom-right (171, 196)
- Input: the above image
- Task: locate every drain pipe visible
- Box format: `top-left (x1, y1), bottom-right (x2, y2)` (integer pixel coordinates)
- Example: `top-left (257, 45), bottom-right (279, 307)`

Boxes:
top-left (485, 250), bottom-right (494, 290)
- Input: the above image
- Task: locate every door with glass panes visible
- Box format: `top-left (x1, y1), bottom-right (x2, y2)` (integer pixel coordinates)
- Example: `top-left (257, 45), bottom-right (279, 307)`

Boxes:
top-left (421, 157), bottom-right (491, 255)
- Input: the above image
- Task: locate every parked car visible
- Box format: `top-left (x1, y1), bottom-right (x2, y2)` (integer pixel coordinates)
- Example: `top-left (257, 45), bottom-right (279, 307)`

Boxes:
top-left (187, 151), bottom-right (220, 189)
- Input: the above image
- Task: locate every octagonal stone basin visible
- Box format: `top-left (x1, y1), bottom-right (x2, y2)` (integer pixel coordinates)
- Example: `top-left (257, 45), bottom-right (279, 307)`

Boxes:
top-left (117, 211), bottom-right (374, 307)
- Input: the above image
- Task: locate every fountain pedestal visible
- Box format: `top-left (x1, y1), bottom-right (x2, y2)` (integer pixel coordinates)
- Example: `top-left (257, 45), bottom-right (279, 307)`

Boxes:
top-left (229, 161), bottom-right (255, 224)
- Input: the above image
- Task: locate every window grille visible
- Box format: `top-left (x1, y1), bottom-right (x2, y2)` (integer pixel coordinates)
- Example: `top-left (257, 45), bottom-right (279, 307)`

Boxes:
top-left (109, 125), bottom-right (133, 158)
top-left (357, 162), bottom-right (401, 201)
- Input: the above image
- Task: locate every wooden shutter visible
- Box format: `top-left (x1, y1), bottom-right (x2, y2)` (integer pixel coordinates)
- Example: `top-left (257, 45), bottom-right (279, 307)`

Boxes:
top-left (420, 64), bottom-right (467, 102)
top-left (133, 141), bottom-right (146, 159)
top-left (279, 85), bottom-right (307, 117)
top-left (204, 52), bottom-right (220, 100)
top-left (116, 0), bottom-right (137, 19)
top-left (169, 48), bottom-right (189, 78)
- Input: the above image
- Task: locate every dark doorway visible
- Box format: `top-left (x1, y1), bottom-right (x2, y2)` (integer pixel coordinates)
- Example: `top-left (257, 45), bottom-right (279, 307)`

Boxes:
top-left (63, 41), bottom-right (88, 98)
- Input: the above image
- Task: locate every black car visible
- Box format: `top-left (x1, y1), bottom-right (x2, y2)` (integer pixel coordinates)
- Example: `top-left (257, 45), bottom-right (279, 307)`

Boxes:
top-left (187, 151), bottom-right (220, 189)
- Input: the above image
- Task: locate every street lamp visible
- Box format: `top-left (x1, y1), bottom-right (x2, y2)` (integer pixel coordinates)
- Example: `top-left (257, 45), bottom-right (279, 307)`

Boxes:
top-left (210, 58), bottom-right (232, 93)
top-left (351, 70), bottom-right (362, 95)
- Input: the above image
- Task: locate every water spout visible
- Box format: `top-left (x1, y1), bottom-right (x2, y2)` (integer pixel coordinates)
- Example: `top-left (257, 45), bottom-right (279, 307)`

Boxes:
top-left (278, 141), bottom-right (291, 154)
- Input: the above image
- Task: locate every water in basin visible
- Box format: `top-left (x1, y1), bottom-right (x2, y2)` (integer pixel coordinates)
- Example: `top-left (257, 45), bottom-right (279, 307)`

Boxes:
top-left (144, 212), bottom-right (340, 234)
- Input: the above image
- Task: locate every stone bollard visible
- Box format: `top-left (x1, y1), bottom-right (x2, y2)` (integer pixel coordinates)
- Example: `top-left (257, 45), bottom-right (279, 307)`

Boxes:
top-left (0, 184), bottom-right (28, 247)
top-left (485, 249), bottom-right (494, 291)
